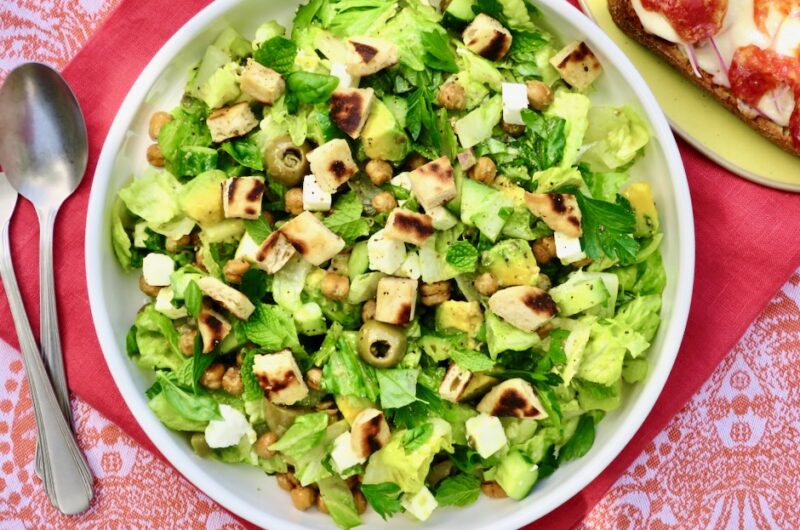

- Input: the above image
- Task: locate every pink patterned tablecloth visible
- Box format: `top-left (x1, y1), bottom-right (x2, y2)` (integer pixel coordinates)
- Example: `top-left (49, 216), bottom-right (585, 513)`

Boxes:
top-left (2, 1), bottom-right (800, 528)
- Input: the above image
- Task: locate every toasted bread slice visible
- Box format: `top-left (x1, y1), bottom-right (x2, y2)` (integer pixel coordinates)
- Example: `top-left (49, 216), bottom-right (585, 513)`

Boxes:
top-left (607, 0), bottom-right (799, 157)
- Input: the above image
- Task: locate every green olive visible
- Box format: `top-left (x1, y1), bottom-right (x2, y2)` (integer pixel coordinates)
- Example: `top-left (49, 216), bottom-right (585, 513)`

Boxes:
top-left (264, 135), bottom-right (310, 186)
top-left (357, 320), bottom-right (407, 368)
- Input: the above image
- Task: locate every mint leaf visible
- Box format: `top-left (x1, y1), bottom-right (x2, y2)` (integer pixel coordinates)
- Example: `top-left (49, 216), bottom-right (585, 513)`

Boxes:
top-left (451, 348), bottom-right (494, 372)
top-left (377, 368), bottom-right (421, 409)
top-left (286, 72), bottom-right (339, 104)
top-left (402, 422), bottom-right (433, 454)
top-left (240, 268), bottom-right (269, 303)
top-left (268, 412), bottom-right (328, 459)
top-left (219, 138), bottom-right (264, 170)
top-left (435, 474), bottom-right (481, 507)
top-left (184, 280), bottom-right (202, 318)
top-left (253, 36), bottom-right (297, 74)
top-left (557, 414), bottom-right (596, 464)
top-left (244, 304), bottom-right (302, 353)
top-left (191, 335), bottom-right (217, 391)
top-left (445, 241), bottom-right (479, 273)
top-left (323, 191), bottom-right (370, 244)
top-left (360, 482), bottom-right (404, 521)
top-left (239, 348), bottom-right (263, 401)
top-left (243, 216), bottom-right (272, 244)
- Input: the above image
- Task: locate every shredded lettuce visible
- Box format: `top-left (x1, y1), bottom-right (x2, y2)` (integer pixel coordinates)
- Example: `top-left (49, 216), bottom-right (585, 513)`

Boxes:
top-left (118, 171), bottom-right (182, 226)
top-left (581, 106), bottom-right (651, 172)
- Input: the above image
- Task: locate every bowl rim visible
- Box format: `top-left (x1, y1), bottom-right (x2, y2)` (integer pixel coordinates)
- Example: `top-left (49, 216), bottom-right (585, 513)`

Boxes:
top-left (85, 1), bottom-right (695, 528)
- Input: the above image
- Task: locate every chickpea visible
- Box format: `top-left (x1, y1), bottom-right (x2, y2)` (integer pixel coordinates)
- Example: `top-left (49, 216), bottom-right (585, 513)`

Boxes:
top-left (526, 80), bottom-right (554, 111)
top-left (531, 236), bottom-right (557, 264)
top-left (276, 472), bottom-right (297, 491)
top-left (536, 321), bottom-right (553, 340)
top-left (200, 363), bottom-right (225, 390)
top-left (306, 367), bottom-right (323, 391)
top-left (362, 299), bottom-right (376, 321)
top-left (194, 249), bottom-right (207, 272)
top-left (437, 81), bottom-right (466, 111)
top-left (474, 272), bottom-right (499, 296)
top-left (138, 276), bottom-right (161, 298)
top-left (146, 143), bottom-right (165, 167)
top-left (165, 234), bottom-right (192, 254)
top-left (371, 191), bottom-right (397, 214)
top-left (284, 188), bottom-right (304, 215)
top-left (321, 272), bottom-right (349, 301)
top-left (254, 432), bottom-right (278, 459)
top-left (179, 328), bottom-right (197, 356)
top-left (420, 281), bottom-right (452, 306)
top-left (149, 111), bottom-right (173, 140)
top-left (236, 350), bottom-right (245, 367)
top-left (222, 367), bottom-right (244, 396)
top-left (481, 481), bottom-right (508, 499)
top-left (353, 491), bottom-right (368, 514)
top-left (316, 493), bottom-right (329, 514)
top-left (469, 156), bottom-right (497, 184)
top-left (224, 257), bottom-right (251, 284)
top-left (365, 159), bottom-right (393, 186)
top-left (291, 486), bottom-right (317, 511)
top-left (345, 475), bottom-right (361, 490)
top-left (406, 153), bottom-right (429, 171)
top-left (502, 121), bottom-right (526, 137)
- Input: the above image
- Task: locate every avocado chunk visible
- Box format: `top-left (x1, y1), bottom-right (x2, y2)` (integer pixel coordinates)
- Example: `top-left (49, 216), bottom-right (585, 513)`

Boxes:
top-left (202, 219), bottom-right (245, 243)
top-left (494, 450), bottom-right (539, 500)
top-left (549, 277), bottom-right (610, 317)
top-left (361, 98), bottom-right (409, 162)
top-left (623, 182), bottom-right (659, 237)
top-left (481, 239), bottom-right (539, 287)
top-left (347, 272), bottom-right (384, 304)
top-left (295, 302), bottom-right (326, 336)
top-left (197, 62), bottom-right (241, 110)
top-left (435, 301), bottom-right (484, 337)
top-left (179, 170), bottom-right (227, 225)
top-left (335, 395), bottom-right (375, 425)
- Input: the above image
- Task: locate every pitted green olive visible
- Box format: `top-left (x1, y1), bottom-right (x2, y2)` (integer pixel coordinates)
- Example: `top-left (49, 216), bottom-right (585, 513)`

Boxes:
top-left (264, 135), bottom-right (310, 186)
top-left (357, 320), bottom-right (407, 368)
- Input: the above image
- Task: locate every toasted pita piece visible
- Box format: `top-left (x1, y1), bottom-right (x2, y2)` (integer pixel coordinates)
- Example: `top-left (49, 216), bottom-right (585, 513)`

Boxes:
top-left (307, 139), bottom-right (358, 193)
top-left (206, 102), bottom-right (259, 143)
top-left (198, 305), bottom-right (231, 353)
top-left (488, 286), bottom-right (557, 332)
top-left (524, 192), bottom-right (582, 238)
top-left (222, 177), bottom-right (265, 220)
top-left (350, 408), bottom-right (391, 458)
top-left (240, 59), bottom-right (285, 104)
top-left (253, 350), bottom-right (309, 405)
top-left (197, 276), bottom-right (256, 320)
top-left (253, 231), bottom-right (296, 274)
top-left (439, 364), bottom-right (473, 403)
top-left (550, 41), bottom-right (602, 91)
top-left (384, 209), bottom-right (434, 246)
top-left (463, 14), bottom-right (512, 61)
top-left (477, 378), bottom-right (548, 419)
top-left (375, 276), bottom-right (418, 325)
top-left (330, 88), bottom-right (375, 138)
top-left (346, 36), bottom-right (399, 77)
top-left (279, 211), bottom-right (346, 266)
top-left (408, 156), bottom-right (457, 211)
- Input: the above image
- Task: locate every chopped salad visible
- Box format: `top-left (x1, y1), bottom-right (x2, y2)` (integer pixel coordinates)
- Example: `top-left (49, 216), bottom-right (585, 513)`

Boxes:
top-left (111, 0), bottom-right (666, 527)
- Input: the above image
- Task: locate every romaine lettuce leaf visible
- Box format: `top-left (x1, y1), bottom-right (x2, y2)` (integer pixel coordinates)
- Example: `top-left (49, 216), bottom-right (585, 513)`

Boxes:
top-left (581, 106), bottom-right (650, 172)
top-left (118, 170), bottom-right (182, 226)
top-left (134, 305), bottom-right (184, 372)
top-left (545, 90), bottom-right (591, 168)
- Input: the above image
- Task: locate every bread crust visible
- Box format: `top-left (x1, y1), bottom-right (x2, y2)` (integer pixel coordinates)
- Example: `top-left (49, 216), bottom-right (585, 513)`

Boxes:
top-left (607, 0), bottom-right (800, 157)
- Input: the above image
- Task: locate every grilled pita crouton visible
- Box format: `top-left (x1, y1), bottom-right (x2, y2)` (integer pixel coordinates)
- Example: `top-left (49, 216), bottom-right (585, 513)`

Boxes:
top-left (307, 139), bottom-right (358, 193)
top-left (330, 88), bottom-right (375, 138)
top-left (350, 408), bottom-right (391, 458)
top-left (253, 350), bottom-right (309, 405)
top-left (346, 36), bottom-right (399, 77)
top-left (477, 378), bottom-right (549, 419)
top-left (198, 305), bottom-right (231, 353)
top-left (279, 211), bottom-right (346, 266)
top-left (223, 177), bottom-right (265, 220)
top-left (240, 59), bottom-right (285, 104)
top-left (524, 192), bottom-right (582, 238)
top-left (463, 14), bottom-right (512, 61)
top-left (408, 156), bottom-right (457, 211)
top-left (549, 41), bottom-right (602, 91)
top-left (375, 276), bottom-right (418, 325)
top-left (488, 286), bottom-right (557, 332)
top-left (384, 209), bottom-right (434, 246)
top-left (197, 276), bottom-right (256, 320)
top-left (206, 102), bottom-right (259, 143)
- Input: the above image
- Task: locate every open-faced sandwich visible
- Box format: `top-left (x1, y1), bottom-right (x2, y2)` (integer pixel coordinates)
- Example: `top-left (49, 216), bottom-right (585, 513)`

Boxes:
top-left (609, 0), bottom-right (800, 156)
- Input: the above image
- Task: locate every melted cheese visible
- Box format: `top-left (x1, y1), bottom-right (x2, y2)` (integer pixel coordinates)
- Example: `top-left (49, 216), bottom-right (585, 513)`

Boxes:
top-left (631, 0), bottom-right (684, 43)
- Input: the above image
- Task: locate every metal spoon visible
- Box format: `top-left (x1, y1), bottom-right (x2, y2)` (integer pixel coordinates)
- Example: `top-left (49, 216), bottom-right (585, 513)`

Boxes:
top-left (0, 172), bottom-right (93, 514)
top-left (0, 64), bottom-right (88, 476)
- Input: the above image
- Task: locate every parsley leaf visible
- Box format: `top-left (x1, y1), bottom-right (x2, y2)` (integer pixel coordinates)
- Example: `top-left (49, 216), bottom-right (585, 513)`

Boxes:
top-left (360, 483), bottom-right (404, 521)
top-left (435, 474), bottom-right (481, 507)
top-left (184, 280), bottom-right (202, 318)
top-left (558, 414), bottom-right (596, 464)
top-left (451, 348), bottom-right (495, 372)
top-left (574, 192), bottom-right (639, 263)
top-left (253, 36), bottom-right (297, 74)
top-left (511, 109), bottom-right (566, 172)
top-left (286, 72), bottom-right (339, 104)
top-left (377, 368), bottom-right (421, 409)
top-left (323, 191), bottom-right (370, 244)
top-left (402, 422), bottom-right (434, 453)
top-left (421, 30), bottom-right (458, 73)
top-left (445, 241), bottom-right (479, 273)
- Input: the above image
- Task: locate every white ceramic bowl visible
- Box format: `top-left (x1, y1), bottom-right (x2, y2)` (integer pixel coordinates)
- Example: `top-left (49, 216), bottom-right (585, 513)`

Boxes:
top-left (86, 1), bottom-right (695, 528)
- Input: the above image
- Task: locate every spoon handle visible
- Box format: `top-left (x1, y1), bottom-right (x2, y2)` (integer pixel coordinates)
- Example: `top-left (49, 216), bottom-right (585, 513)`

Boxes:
top-left (0, 220), bottom-right (93, 515)
top-left (37, 207), bottom-right (72, 422)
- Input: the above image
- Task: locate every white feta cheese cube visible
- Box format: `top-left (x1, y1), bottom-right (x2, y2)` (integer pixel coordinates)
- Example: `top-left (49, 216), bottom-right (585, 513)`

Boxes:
top-left (465, 413), bottom-right (508, 458)
top-left (402, 486), bottom-right (438, 522)
top-left (142, 253), bottom-right (174, 287)
top-left (502, 82), bottom-right (529, 126)
top-left (154, 287), bottom-right (188, 320)
top-left (330, 62), bottom-right (358, 89)
top-left (428, 206), bottom-right (458, 230)
top-left (235, 232), bottom-right (260, 261)
top-left (554, 230), bottom-right (586, 264)
top-left (302, 174), bottom-right (332, 211)
top-left (253, 349), bottom-right (309, 405)
top-left (331, 432), bottom-right (367, 474)
top-left (396, 251), bottom-right (421, 280)
top-left (204, 404), bottom-right (257, 449)
top-left (390, 172), bottom-right (413, 192)
top-left (368, 229), bottom-right (406, 274)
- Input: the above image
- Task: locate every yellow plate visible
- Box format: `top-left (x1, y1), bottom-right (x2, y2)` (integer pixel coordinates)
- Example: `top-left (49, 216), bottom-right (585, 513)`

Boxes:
top-left (581, 0), bottom-right (800, 191)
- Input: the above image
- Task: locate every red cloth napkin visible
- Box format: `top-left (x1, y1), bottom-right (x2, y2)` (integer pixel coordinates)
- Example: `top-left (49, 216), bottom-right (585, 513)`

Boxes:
top-left (0, 0), bottom-right (799, 528)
